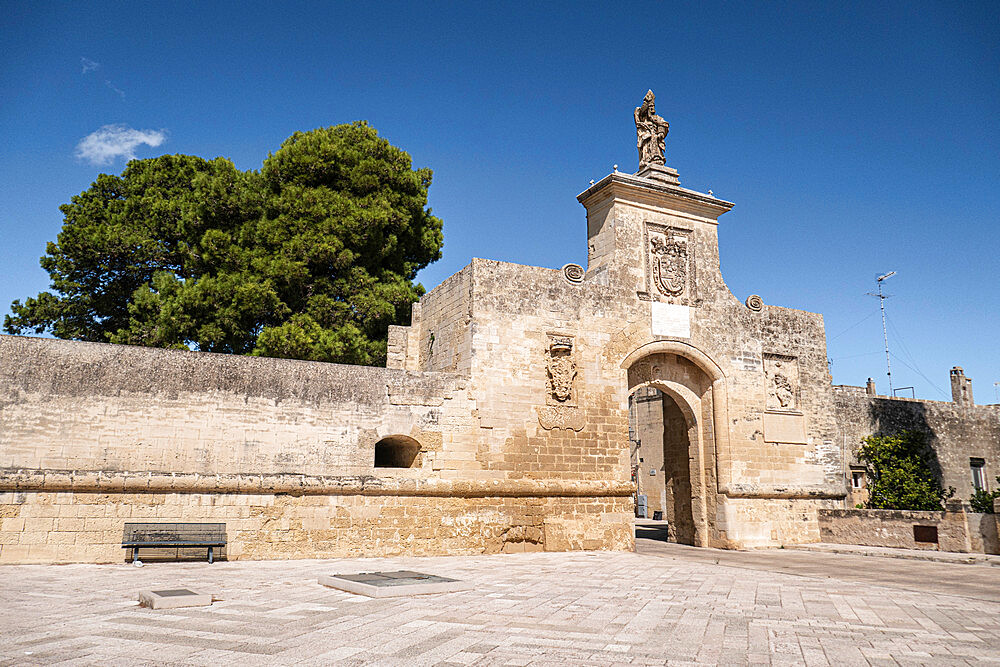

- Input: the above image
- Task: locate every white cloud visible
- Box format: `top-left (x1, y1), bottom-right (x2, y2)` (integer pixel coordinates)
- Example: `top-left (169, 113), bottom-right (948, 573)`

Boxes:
top-left (105, 80), bottom-right (126, 99)
top-left (81, 57), bottom-right (100, 74)
top-left (75, 125), bottom-right (167, 165)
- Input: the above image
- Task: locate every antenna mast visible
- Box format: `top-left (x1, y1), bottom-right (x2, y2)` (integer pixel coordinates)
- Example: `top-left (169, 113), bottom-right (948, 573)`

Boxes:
top-left (870, 271), bottom-right (896, 393)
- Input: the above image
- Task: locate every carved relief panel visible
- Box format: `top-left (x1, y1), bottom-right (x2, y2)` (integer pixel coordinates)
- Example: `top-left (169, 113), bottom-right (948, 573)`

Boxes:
top-left (762, 353), bottom-right (807, 444)
top-left (641, 222), bottom-right (695, 305)
top-left (545, 334), bottom-right (577, 406)
top-left (763, 354), bottom-right (798, 411)
top-left (538, 334), bottom-right (584, 431)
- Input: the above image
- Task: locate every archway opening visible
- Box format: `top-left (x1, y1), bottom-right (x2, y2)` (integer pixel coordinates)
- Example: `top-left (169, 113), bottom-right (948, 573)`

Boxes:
top-left (374, 435), bottom-right (420, 468)
top-left (629, 386), bottom-right (696, 545)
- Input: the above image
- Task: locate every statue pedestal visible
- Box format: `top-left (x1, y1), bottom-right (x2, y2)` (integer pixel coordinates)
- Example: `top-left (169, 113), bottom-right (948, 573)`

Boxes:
top-left (636, 163), bottom-right (680, 186)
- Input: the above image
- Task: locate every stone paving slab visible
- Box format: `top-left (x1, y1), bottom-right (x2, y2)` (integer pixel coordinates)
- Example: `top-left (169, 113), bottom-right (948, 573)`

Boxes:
top-left (637, 538), bottom-right (1000, 603)
top-left (1, 547), bottom-right (999, 665)
top-left (319, 570), bottom-right (472, 597)
top-left (786, 542), bottom-right (1000, 566)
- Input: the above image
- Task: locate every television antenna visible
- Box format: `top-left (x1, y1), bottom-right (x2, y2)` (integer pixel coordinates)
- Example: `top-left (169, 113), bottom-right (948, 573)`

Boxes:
top-left (867, 271), bottom-right (896, 393)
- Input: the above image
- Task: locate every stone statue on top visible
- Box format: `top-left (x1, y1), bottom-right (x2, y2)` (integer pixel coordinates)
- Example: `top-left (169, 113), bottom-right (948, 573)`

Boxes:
top-left (634, 90), bottom-right (669, 167)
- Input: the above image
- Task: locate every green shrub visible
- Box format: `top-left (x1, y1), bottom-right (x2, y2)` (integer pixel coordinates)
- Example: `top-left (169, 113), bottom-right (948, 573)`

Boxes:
top-left (856, 431), bottom-right (954, 511)
top-left (969, 477), bottom-right (1000, 513)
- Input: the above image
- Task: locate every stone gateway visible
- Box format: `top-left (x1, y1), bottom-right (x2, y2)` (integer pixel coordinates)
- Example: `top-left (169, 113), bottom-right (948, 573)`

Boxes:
top-left (1, 93), bottom-right (995, 563)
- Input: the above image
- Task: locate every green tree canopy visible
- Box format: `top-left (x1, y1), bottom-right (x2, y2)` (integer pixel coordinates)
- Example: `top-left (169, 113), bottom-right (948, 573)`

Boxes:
top-left (4, 122), bottom-right (443, 365)
top-left (856, 430), bottom-right (954, 511)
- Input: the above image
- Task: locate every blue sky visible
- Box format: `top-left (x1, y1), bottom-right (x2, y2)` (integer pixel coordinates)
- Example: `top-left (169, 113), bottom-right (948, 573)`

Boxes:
top-left (2, 1), bottom-right (998, 402)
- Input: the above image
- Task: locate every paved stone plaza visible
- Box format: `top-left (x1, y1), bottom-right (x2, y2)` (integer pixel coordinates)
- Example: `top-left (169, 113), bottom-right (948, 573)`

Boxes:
top-left (2, 538), bottom-right (999, 666)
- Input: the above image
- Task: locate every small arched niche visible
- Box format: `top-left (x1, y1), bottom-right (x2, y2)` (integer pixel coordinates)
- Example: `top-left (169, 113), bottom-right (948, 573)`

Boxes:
top-left (373, 435), bottom-right (421, 468)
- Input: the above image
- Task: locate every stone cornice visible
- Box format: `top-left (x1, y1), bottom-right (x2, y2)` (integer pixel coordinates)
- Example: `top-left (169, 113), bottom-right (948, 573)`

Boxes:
top-left (0, 468), bottom-right (635, 498)
top-left (723, 484), bottom-right (847, 500)
top-left (577, 172), bottom-right (734, 220)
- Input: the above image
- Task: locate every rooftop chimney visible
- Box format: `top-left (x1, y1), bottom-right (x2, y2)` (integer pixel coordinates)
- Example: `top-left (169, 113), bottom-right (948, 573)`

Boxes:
top-left (950, 366), bottom-right (974, 405)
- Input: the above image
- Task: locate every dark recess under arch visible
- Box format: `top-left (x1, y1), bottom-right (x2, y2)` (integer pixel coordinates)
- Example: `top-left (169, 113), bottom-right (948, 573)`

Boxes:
top-left (374, 435), bottom-right (420, 468)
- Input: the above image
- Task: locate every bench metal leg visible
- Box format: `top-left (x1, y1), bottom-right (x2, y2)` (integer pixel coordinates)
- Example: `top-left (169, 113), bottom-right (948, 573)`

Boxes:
top-left (208, 546), bottom-right (214, 564)
top-left (133, 548), bottom-right (139, 564)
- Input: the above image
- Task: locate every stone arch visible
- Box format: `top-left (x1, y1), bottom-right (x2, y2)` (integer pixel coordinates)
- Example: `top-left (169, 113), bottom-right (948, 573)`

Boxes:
top-left (619, 339), bottom-right (725, 381)
top-left (373, 434), bottom-right (421, 468)
top-left (622, 342), bottom-right (730, 548)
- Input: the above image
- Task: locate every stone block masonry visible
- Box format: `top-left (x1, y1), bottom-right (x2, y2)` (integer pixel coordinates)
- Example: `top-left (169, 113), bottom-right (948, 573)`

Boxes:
top-left (1, 334), bottom-right (632, 563)
top-left (818, 508), bottom-right (1000, 555)
top-left (1, 147), bottom-right (849, 559)
top-left (8, 97), bottom-right (990, 562)
top-left (0, 490), bottom-right (632, 563)
top-left (0, 334), bottom-right (468, 477)
top-left (833, 386), bottom-right (1000, 503)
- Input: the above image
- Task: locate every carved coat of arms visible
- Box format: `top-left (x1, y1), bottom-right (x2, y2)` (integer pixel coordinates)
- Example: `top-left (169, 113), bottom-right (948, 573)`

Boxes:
top-left (546, 337), bottom-right (576, 403)
top-left (651, 235), bottom-right (687, 296)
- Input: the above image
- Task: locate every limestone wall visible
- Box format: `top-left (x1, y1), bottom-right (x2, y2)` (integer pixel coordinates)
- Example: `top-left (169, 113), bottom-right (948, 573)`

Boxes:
top-left (2, 162), bottom-right (896, 561)
top-left (968, 511), bottom-right (1000, 554)
top-left (455, 245), bottom-right (842, 548)
top-left (0, 334), bottom-right (467, 476)
top-left (0, 334), bottom-right (633, 563)
top-left (833, 389), bottom-right (1000, 502)
top-left (0, 490), bottom-right (633, 564)
top-left (463, 259), bottom-right (631, 485)
top-left (818, 508), bottom-right (999, 554)
top-left (415, 264), bottom-right (474, 374)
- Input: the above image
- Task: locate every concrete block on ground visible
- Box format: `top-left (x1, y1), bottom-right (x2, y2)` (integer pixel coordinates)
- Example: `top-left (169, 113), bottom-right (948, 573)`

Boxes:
top-left (139, 588), bottom-right (212, 609)
top-left (319, 570), bottom-right (472, 597)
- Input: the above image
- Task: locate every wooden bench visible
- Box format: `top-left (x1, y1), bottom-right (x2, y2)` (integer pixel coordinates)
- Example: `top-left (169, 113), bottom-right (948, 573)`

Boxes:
top-left (122, 523), bottom-right (227, 564)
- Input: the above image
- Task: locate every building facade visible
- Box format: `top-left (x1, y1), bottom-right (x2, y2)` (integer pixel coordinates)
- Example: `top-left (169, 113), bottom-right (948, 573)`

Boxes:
top-left (833, 368), bottom-right (1000, 508)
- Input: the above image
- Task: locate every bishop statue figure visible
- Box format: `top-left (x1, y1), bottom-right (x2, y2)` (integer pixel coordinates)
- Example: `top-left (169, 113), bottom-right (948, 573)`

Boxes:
top-left (634, 90), bottom-right (669, 167)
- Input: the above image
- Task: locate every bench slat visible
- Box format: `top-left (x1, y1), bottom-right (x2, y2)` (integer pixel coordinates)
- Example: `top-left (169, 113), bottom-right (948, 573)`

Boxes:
top-left (121, 522), bottom-right (227, 564)
top-left (124, 542), bottom-right (224, 548)
top-left (123, 523), bottom-right (226, 541)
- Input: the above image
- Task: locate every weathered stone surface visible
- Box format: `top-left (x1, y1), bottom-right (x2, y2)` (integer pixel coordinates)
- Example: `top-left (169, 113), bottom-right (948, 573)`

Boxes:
top-left (3, 99), bottom-right (994, 564)
top-left (0, 335), bottom-right (467, 478)
top-left (761, 411), bottom-right (807, 444)
top-left (818, 508), bottom-right (1000, 555)
top-left (833, 386), bottom-right (1000, 503)
top-left (634, 89), bottom-right (669, 167)
top-left (0, 489), bottom-right (634, 563)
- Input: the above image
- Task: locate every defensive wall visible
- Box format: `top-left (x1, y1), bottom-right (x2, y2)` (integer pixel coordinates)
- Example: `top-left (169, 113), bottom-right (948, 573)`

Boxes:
top-left (817, 508), bottom-right (999, 555)
top-left (1, 156), bottom-right (852, 563)
top-left (3, 103), bottom-right (995, 563)
top-left (0, 334), bottom-right (632, 563)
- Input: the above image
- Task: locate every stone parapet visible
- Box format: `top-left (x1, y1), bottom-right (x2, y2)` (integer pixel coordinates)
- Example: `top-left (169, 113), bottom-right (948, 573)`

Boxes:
top-left (817, 508), bottom-right (999, 555)
top-left (0, 468), bottom-right (634, 498)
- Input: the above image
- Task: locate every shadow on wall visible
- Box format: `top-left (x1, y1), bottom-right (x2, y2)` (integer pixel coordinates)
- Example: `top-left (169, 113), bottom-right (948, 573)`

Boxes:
top-left (867, 399), bottom-right (947, 492)
top-left (976, 512), bottom-right (1000, 554)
